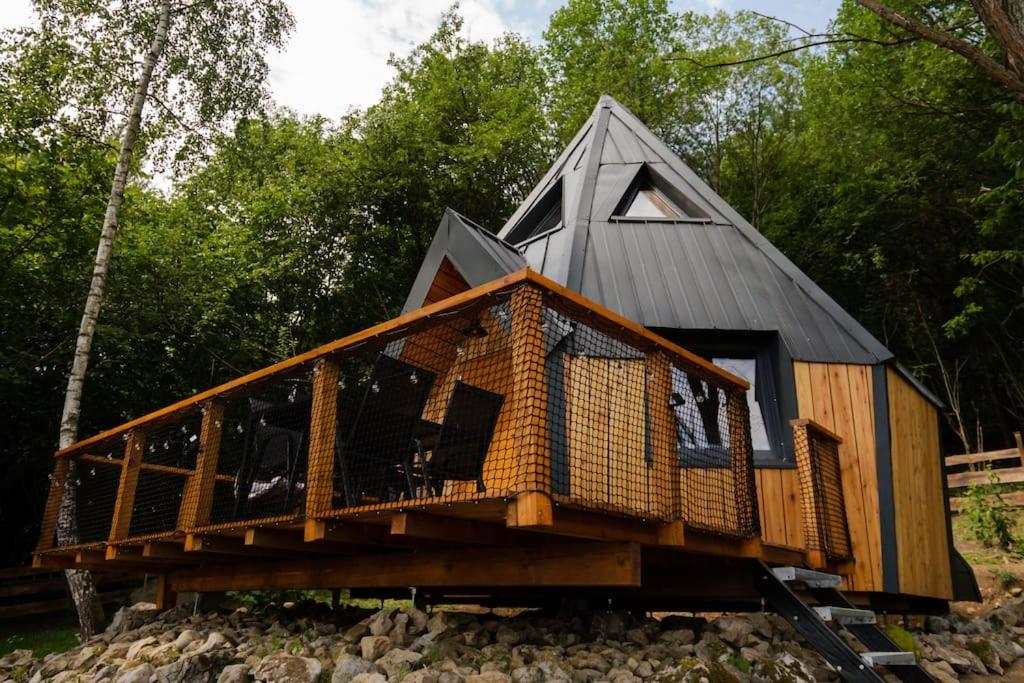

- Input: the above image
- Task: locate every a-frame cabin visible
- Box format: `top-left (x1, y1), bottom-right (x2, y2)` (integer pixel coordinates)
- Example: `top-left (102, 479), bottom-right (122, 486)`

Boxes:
top-left (405, 95), bottom-right (978, 605)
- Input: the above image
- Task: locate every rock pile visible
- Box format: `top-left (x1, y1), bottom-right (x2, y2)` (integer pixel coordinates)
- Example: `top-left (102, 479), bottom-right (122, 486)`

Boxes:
top-left (3, 598), bottom-right (1024, 682)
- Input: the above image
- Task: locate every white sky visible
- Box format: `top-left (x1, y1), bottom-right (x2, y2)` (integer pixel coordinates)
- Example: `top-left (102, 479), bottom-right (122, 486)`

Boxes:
top-left (0, 0), bottom-right (840, 119)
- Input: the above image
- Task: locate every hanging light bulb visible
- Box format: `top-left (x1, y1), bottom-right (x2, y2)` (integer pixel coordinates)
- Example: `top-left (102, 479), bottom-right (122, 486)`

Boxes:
top-left (409, 372), bottom-right (419, 385)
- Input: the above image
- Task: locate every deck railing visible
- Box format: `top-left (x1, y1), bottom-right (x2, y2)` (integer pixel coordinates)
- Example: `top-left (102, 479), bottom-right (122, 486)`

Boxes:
top-left (36, 270), bottom-right (761, 557)
top-left (791, 418), bottom-right (852, 561)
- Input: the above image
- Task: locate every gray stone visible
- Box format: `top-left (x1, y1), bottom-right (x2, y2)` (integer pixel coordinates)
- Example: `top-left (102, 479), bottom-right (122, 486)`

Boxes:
top-left (217, 664), bottom-right (252, 683)
top-left (332, 654), bottom-right (377, 683)
top-left (495, 626), bottom-right (520, 646)
top-left (360, 636), bottom-right (392, 661)
top-left (115, 664), bottom-right (155, 683)
top-left (252, 653), bottom-right (322, 683)
top-left (107, 605), bottom-right (161, 637)
top-left (568, 652), bottom-right (610, 674)
top-left (624, 628), bottom-right (648, 646)
top-left (465, 673), bottom-right (512, 683)
top-left (343, 620), bottom-right (370, 643)
top-left (368, 609), bottom-right (396, 637)
top-left (349, 675), bottom-right (387, 683)
top-left (70, 645), bottom-right (100, 670)
top-left (924, 616), bottom-right (951, 634)
top-left (125, 637), bottom-right (157, 662)
top-left (657, 629), bottom-right (694, 645)
top-left (714, 617), bottom-right (754, 647)
top-left (428, 612), bottom-right (454, 634)
top-left (404, 671), bottom-right (439, 683)
top-left (375, 648), bottom-right (423, 679)
top-left (570, 670), bottom-right (602, 683)
top-left (510, 665), bottom-right (544, 683)
top-left (634, 661), bottom-right (654, 678)
top-left (921, 660), bottom-right (958, 683)
top-left (173, 630), bottom-right (201, 651)
top-left (406, 607), bottom-right (430, 635)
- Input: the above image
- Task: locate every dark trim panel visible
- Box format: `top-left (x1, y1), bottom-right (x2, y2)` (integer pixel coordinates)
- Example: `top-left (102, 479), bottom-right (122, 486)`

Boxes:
top-left (872, 364), bottom-right (900, 594)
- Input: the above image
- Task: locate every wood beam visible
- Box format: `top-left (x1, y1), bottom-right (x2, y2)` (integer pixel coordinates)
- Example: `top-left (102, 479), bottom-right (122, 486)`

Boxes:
top-left (143, 541), bottom-right (186, 560)
top-left (185, 532), bottom-right (293, 558)
top-left (106, 544), bottom-right (189, 565)
top-left (305, 359), bottom-right (339, 517)
top-left (178, 400), bottom-right (225, 530)
top-left (390, 512), bottom-right (531, 546)
top-left (506, 492), bottom-right (553, 528)
top-left (35, 458), bottom-right (70, 552)
top-left (108, 430), bottom-right (145, 543)
top-left (169, 541), bottom-right (642, 593)
top-left (303, 519), bottom-right (407, 548)
top-left (245, 527), bottom-right (353, 555)
top-left (507, 501), bottom-right (684, 547)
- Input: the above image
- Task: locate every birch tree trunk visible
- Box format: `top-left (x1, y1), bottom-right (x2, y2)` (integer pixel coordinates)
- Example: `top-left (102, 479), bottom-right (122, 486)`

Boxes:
top-left (57, 0), bottom-right (172, 638)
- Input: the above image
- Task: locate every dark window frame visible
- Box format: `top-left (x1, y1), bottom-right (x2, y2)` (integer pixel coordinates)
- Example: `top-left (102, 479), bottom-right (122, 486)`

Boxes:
top-left (652, 329), bottom-right (796, 468)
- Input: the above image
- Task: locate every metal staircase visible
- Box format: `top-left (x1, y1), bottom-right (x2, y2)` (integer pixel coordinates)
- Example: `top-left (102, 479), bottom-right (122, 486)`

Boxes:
top-left (756, 562), bottom-right (935, 682)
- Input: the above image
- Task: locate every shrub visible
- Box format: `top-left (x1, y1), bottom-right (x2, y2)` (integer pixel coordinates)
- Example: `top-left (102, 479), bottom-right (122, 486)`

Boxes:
top-left (961, 468), bottom-right (1021, 554)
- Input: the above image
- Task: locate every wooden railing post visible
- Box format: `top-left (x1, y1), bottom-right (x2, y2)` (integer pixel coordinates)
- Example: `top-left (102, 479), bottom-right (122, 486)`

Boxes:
top-left (647, 351), bottom-right (680, 521)
top-left (306, 357), bottom-right (340, 521)
top-left (179, 400), bottom-right (225, 530)
top-left (791, 418), bottom-right (849, 566)
top-left (35, 457), bottom-right (70, 553)
top-left (108, 429), bottom-right (146, 545)
top-left (726, 388), bottom-right (760, 538)
top-left (507, 284), bottom-right (552, 527)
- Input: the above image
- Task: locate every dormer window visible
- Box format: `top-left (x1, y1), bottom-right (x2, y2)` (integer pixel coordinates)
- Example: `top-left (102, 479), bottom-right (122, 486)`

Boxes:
top-left (622, 187), bottom-right (683, 218)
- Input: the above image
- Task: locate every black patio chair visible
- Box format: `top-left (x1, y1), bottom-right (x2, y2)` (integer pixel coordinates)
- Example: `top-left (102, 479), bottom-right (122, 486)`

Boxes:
top-left (334, 354), bottom-right (436, 507)
top-left (232, 387), bottom-right (312, 519)
top-left (418, 381), bottom-right (504, 496)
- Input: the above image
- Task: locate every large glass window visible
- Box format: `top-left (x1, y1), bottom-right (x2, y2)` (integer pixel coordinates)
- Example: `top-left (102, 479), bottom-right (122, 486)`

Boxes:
top-left (670, 357), bottom-right (775, 468)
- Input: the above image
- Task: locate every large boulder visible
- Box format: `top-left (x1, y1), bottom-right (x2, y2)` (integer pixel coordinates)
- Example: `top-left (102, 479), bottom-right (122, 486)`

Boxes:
top-left (332, 653), bottom-right (379, 683)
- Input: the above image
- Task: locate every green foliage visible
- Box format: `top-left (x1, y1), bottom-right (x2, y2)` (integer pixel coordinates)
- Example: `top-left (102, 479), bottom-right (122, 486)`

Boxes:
top-left (226, 589), bottom-right (331, 609)
top-left (992, 567), bottom-right (1017, 589)
top-left (726, 655), bottom-right (752, 674)
top-left (0, 612), bottom-right (79, 657)
top-left (884, 625), bottom-right (921, 659)
top-left (961, 469), bottom-right (1022, 554)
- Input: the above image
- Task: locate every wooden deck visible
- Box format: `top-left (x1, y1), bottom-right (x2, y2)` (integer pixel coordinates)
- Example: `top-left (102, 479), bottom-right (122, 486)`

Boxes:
top-left (33, 269), bottom-right (863, 610)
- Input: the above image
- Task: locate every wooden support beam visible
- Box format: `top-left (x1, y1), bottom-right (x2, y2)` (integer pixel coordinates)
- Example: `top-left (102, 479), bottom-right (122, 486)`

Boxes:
top-left (169, 541), bottom-right (642, 593)
top-left (509, 286), bottom-right (551, 502)
top-left (143, 541), bottom-right (186, 560)
top-left (155, 574), bottom-right (177, 610)
top-left (303, 519), bottom-right (405, 548)
top-left (506, 492), bottom-right (553, 528)
top-left (108, 430), bottom-right (146, 543)
top-left (391, 512), bottom-right (530, 546)
top-left (35, 458), bottom-right (70, 553)
top-left (179, 400), bottom-right (225, 530)
top-left (245, 527), bottom-right (352, 555)
top-left (107, 544), bottom-right (189, 565)
top-left (185, 533), bottom-right (293, 557)
top-left (305, 358), bottom-right (339, 517)
top-left (508, 502), bottom-right (684, 547)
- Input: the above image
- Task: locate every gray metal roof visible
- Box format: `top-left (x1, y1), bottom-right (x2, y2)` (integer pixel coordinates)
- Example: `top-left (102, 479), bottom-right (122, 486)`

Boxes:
top-left (498, 96), bottom-right (893, 365)
top-left (404, 95), bottom-right (893, 364)
top-left (402, 208), bottom-right (525, 314)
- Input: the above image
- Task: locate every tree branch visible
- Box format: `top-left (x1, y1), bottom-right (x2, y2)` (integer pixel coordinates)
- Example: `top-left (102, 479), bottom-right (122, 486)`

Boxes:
top-left (666, 34), bottom-right (917, 69)
top-left (858, 0), bottom-right (1024, 100)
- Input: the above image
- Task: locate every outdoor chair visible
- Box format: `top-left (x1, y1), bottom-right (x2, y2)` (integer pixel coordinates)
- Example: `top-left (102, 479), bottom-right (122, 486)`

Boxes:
top-left (417, 381), bottom-right (504, 496)
top-left (232, 387), bottom-right (312, 519)
top-left (333, 354), bottom-right (436, 507)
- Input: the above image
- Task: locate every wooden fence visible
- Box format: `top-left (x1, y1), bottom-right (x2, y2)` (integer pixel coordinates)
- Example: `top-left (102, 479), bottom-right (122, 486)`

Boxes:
top-left (946, 432), bottom-right (1024, 511)
top-left (0, 566), bottom-right (138, 620)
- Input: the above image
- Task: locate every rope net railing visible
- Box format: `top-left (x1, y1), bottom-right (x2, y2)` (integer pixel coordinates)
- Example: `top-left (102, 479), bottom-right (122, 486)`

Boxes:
top-left (37, 273), bottom-right (762, 553)
top-left (792, 419), bottom-right (852, 560)
top-left (540, 291), bottom-right (760, 537)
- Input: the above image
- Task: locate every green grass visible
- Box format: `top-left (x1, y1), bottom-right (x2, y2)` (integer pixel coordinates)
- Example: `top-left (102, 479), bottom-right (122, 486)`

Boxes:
top-left (0, 612), bottom-right (79, 658)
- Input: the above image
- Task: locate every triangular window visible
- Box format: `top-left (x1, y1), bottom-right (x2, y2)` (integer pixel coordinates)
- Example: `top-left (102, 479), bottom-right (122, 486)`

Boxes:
top-left (623, 187), bottom-right (683, 218)
top-left (507, 178), bottom-right (563, 244)
top-left (612, 165), bottom-right (709, 221)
